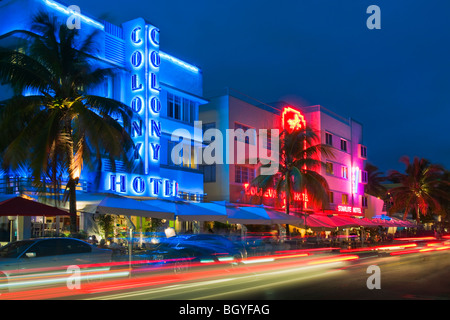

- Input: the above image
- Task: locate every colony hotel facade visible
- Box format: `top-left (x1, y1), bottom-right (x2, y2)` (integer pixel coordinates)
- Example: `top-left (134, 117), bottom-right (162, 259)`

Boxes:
top-left (0, 0), bottom-right (384, 239)
top-left (0, 0), bottom-right (206, 235)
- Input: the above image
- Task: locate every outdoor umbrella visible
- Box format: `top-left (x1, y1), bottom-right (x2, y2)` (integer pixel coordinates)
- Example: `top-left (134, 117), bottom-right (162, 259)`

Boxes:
top-left (96, 196), bottom-right (174, 220)
top-left (0, 196), bottom-right (72, 216)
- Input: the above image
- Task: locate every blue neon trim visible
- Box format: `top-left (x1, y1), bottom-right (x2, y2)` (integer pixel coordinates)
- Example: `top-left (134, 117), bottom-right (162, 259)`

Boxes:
top-left (42, 0), bottom-right (104, 30)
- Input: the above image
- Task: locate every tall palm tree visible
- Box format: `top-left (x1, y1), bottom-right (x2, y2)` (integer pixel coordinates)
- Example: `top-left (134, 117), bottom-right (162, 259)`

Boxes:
top-left (252, 125), bottom-right (334, 233)
top-left (387, 156), bottom-right (450, 223)
top-left (0, 12), bottom-right (135, 233)
top-left (364, 162), bottom-right (387, 198)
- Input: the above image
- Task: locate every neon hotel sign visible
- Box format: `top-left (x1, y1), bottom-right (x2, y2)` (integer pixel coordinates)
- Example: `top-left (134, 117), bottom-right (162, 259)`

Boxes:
top-left (106, 19), bottom-right (177, 197)
top-left (244, 184), bottom-right (308, 202)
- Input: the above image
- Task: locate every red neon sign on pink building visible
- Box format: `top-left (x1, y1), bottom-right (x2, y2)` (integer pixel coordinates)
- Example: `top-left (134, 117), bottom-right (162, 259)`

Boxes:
top-left (281, 107), bottom-right (306, 133)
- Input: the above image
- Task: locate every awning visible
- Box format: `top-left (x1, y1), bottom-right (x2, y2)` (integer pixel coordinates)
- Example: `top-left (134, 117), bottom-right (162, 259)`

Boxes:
top-left (0, 196), bottom-right (72, 216)
top-left (96, 196), bottom-right (174, 220)
top-left (265, 208), bottom-right (305, 225)
top-left (211, 202), bottom-right (271, 225)
top-left (390, 217), bottom-right (417, 228)
top-left (175, 201), bottom-right (229, 222)
top-left (226, 208), bottom-right (272, 225)
top-left (355, 217), bottom-right (380, 227)
top-left (301, 214), bottom-right (338, 229)
top-left (327, 215), bottom-right (360, 227)
top-left (331, 215), bottom-right (380, 227)
top-left (371, 217), bottom-right (417, 228)
top-left (237, 205), bottom-right (304, 225)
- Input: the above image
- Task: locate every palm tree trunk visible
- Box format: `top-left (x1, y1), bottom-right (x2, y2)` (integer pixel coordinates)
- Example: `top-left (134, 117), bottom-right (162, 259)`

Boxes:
top-left (403, 207), bottom-right (409, 220)
top-left (69, 178), bottom-right (77, 234)
top-left (285, 196), bottom-right (290, 238)
top-left (285, 172), bottom-right (290, 237)
top-left (416, 207), bottom-right (420, 224)
top-left (66, 123), bottom-right (78, 234)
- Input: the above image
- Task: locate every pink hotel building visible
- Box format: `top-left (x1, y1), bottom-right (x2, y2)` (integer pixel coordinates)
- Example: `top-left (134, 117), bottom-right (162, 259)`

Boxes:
top-left (199, 88), bottom-right (383, 220)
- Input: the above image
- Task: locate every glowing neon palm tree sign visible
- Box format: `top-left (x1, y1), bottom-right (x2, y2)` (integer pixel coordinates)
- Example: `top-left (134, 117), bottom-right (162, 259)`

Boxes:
top-left (281, 107), bottom-right (306, 133)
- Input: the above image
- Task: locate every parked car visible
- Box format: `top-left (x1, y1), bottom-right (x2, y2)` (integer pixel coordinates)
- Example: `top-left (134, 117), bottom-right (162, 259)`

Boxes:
top-left (0, 238), bottom-right (112, 291)
top-left (131, 234), bottom-right (247, 273)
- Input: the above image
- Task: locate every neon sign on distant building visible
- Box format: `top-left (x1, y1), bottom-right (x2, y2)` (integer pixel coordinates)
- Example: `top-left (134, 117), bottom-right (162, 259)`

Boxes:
top-left (337, 205), bottom-right (362, 214)
top-left (243, 183), bottom-right (308, 203)
top-left (281, 107), bottom-right (306, 133)
top-left (352, 166), bottom-right (360, 195)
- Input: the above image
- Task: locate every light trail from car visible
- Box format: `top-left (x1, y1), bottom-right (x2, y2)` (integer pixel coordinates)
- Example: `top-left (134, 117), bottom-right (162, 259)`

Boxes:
top-left (0, 249), bottom-right (356, 300)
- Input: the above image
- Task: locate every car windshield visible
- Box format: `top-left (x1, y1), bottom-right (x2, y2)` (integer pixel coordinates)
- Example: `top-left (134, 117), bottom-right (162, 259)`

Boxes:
top-left (0, 240), bottom-right (35, 258)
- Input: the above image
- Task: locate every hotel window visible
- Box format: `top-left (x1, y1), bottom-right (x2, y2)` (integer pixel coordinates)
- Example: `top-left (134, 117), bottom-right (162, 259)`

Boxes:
top-left (182, 98), bottom-right (196, 123)
top-left (202, 122), bottom-right (216, 143)
top-left (362, 196), bottom-right (368, 208)
top-left (262, 130), bottom-right (272, 150)
top-left (326, 162), bottom-right (334, 175)
top-left (167, 92), bottom-right (197, 123)
top-left (359, 145), bottom-right (367, 159)
top-left (234, 123), bottom-right (256, 145)
top-left (168, 141), bottom-right (197, 169)
top-left (342, 194), bottom-right (349, 205)
top-left (325, 132), bottom-right (333, 146)
top-left (200, 164), bottom-right (216, 183)
top-left (235, 165), bottom-right (255, 184)
top-left (167, 93), bottom-right (181, 120)
top-left (329, 191), bottom-right (334, 204)
top-left (340, 139), bottom-right (347, 152)
top-left (361, 170), bottom-right (368, 184)
top-left (341, 166), bottom-right (348, 179)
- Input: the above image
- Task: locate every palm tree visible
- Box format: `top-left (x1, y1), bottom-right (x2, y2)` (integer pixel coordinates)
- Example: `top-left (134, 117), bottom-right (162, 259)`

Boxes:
top-left (252, 125), bottom-right (334, 233)
top-left (364, 162), bottom-right (387, 198)
top-left (387, 156), bottom-right (450, 223)
top-left (0, 12), bottom-right (135, 233)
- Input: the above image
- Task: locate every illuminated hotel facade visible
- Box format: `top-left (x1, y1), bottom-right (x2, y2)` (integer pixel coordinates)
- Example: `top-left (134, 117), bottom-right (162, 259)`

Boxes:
top-left (199, 88), bottom-right (377, 220)
top-left (0, 0), bottom-right (384, 239)
top-left (0, 0), bottom-right (206, 235)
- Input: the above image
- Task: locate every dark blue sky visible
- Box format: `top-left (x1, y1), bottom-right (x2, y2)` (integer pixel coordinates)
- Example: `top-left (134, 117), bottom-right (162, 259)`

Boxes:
top-left (71, 0), bottom-right (450, 174)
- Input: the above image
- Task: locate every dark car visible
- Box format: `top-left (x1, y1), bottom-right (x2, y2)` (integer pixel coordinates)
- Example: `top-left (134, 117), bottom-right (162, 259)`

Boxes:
top-left (0, 238), bottom-right (112, 291)
top-left (131, 234), bottom-right (247, 273)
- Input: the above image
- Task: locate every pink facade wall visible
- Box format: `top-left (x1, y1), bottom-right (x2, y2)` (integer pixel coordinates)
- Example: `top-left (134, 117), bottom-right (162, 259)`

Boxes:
top-left (200, 94), bottom-right (368, 216)
top-left (303, 106), bottom-right (366, 215)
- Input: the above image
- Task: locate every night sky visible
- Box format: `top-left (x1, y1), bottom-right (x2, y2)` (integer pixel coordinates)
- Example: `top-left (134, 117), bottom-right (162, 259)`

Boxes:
top-left (69, 0), bottom-right (450, 174)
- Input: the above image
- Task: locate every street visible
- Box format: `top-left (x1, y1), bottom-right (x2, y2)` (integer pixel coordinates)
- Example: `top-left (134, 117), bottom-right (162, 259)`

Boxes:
top-left (81, 248), bottom-right (450, 300)
top-left (2, 239), bottom-right (449, 301)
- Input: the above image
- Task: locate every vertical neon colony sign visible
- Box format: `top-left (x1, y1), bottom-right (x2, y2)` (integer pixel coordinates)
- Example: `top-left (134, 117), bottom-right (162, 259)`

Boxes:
top-left (106, 19), bottom-right (177, 198)
top-left (124, 18), bottom-right (161, 172)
